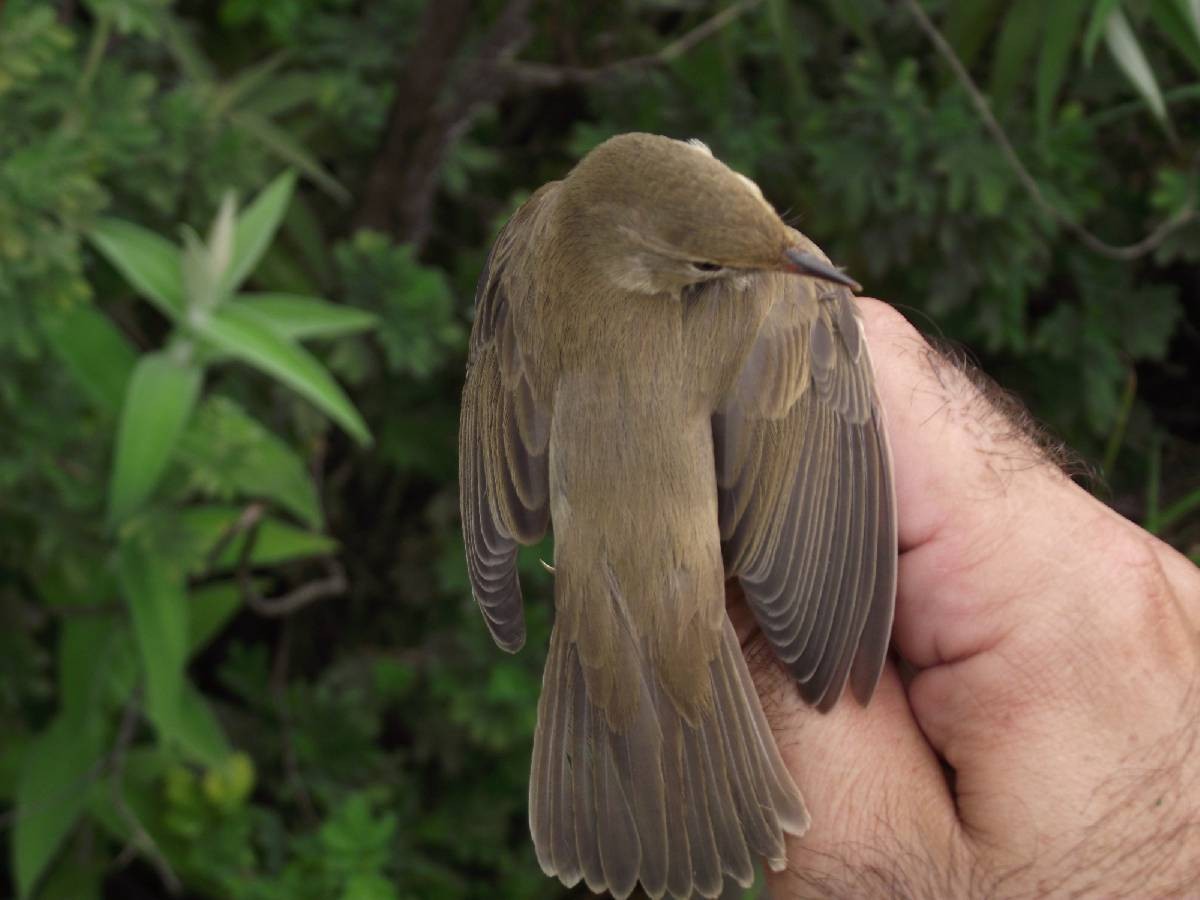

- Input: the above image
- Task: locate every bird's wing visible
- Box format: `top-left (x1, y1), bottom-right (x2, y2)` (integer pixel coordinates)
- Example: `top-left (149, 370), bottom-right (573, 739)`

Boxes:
top-left (713, 274), bottom-right (897, 711)
top-left (459, 186), bottom-right (556, 652)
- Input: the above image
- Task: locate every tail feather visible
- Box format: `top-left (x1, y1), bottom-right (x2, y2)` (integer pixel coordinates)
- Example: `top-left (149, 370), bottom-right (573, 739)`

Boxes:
top-left (530, 617), bottom-right (809, 900)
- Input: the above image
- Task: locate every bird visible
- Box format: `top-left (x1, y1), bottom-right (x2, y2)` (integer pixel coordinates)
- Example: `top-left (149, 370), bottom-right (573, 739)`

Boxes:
top-left (458, 132), bottom-right (896, 899)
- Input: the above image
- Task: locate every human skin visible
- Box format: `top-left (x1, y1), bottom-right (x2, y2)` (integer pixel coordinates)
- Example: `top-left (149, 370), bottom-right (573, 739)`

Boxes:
top-left (733, 298), bottom-right (1200, 898)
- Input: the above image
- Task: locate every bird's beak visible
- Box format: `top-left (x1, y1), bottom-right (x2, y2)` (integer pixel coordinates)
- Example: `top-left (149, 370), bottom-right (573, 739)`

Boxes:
top-left (783, 247), bottom-right (861, 293)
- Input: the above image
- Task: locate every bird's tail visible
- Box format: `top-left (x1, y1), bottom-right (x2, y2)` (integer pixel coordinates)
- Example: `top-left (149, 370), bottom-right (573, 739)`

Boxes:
top-left (529, 616), bottom-right (809, 900)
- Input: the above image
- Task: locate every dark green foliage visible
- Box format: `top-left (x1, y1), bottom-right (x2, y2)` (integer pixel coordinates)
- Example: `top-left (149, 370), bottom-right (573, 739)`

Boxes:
top-left (1, 1), bottom-right (1198, 898)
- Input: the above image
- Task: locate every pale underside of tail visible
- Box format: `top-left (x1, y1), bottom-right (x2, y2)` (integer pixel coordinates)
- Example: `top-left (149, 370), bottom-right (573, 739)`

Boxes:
top-left (529, 617), bottom-right (809, 900)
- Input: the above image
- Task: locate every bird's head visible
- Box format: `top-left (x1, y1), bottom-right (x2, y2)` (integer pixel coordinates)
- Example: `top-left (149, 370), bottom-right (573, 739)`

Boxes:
top-left (555, 132), bottom-right (858, 295)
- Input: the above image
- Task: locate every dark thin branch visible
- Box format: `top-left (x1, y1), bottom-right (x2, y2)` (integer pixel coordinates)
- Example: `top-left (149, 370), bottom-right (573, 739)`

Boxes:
top-left (502, 0), bottom-right (764, 89)
top-left (110, 689), bottom-right (182, 895)
top-left (904, 0), bottom-right (1199, 262)
top-left (235, 518), bottom-right (347, 618)
top-left (205, 501), bottom-right (266, 568)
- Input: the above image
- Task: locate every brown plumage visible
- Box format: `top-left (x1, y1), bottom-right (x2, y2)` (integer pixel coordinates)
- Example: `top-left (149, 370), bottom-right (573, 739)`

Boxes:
top-left (459, 133), bottom-right (897, 899)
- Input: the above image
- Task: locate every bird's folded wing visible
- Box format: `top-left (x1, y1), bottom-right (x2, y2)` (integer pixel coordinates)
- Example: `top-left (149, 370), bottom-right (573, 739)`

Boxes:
top-left (459, 187), bottom-right (556, 652)
top-left (713, 277), bottom-right (897, 711)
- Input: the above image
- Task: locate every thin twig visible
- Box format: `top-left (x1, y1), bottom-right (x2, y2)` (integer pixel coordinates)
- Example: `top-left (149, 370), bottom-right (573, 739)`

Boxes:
top-left (502, 0), bottom-right (764, 88)
top-left (110, 689), bottom-right (182, 895)
top-left (205, 502), bottom-right (266, 568)
top-left (235, 517), bottom-right (347, 617)
top-left (904, 0), bottom-right (1199, 262)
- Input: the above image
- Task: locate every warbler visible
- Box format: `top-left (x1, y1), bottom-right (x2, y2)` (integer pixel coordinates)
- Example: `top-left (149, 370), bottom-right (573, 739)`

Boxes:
top-left (459, 132), bottom-right (896, 899)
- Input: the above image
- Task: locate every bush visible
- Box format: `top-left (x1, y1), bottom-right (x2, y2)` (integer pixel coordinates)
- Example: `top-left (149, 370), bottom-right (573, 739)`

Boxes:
top-left (1, 1), bottom-right (1197, 897)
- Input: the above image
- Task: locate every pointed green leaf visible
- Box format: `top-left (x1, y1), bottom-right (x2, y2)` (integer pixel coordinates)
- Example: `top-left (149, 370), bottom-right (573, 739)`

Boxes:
top-left (222, 170), bottom-right (296, 295)
top-left (209, 516), bottom-right (338, 570)
top-left (1178, 0), bottom-right (1200, 44)
top-left (988, 0), bottom-right (1046, 111)
top-left (39, 304), bottom-right (137, 414)
top-left (1105, 8), bottom-right (1170, 124)
top-left (109, 351), bottom-right (204, 523)
top-left (1149, 0), bottom-right (1200, 72)
top-left (174, 504), bottom-right (336, 573)
top-left (13, 716), bottom-right (106, 899)
top-left (189, 581), bottom-right (244, 652)
top-left (943, 0), bottom-right (1008, 68)
top-left (175, 684), bottom-right (232, 767)
top-left (231, 111), bottom-right (351, 203)
top-left (117, 537), bottom-right (189, 740)
top-left (237, 293), bottom-right (377, 341)
top-left (1084, 0), bottom-right (1125, 63)
top-left (88, 219), bottom-right (185, 319)
top-left (177, 395), bottom-right (322, 527)
top-left (197, 304), bottom-right (370, 444)
top-left (209, 50), bottom-right (290, 119)
top-left (1036, 0), bottom-right (1089, 133)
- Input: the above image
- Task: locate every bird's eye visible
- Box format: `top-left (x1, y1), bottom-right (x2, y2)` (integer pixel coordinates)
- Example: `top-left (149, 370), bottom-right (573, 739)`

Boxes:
top-left (691, 261), bottom-right (723, 273)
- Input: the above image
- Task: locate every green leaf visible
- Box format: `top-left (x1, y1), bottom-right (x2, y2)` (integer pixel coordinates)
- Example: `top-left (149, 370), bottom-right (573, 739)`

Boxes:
top-left (39, 304), bottom-right (138, 414)
top-left (174, 684), bottom-right (232, 767)
top-left (177, 395), bottom-right (322, 527)
top-left (1036, 0), bottom-right (1089, 133)
top-left (208, 50), bottom-right (290, 119)
top-left (1084, 0), bottom-right (1124, 63)
top-left (1178, 0), bottom-right (1200, 45)
top-left (1149, 0), bottom-right (1200, 72)
top-left (197, 304), bottom-right (370, 444)
top-left (174, 504), bottom-right (337, 571)
top-left (109, 351), bottom-right (204, 524)
top-left (208, 519), bottom-right (338, 571)
top-left (988, 0), bottom-right (1046, 110)
top-left (237, 293), bottom-right (378, 341)
top-left (58, 617), bottom-right (123, 722)
top-left (117, 537), bottom-right (189, 740)
top-left (231, 110), bottom-right (351, 203)
top-left (88, 219), bottom-right (185, 319)
top-left (943, 0), bottom-right (1008, 68)
top-left (188, 581), bottom-right (244, 652)
top-left (13, 716), bottom-right (106, 899)
top-left (223, 169), bottom-right (296, 295)
top-left (1104, 8), bottom-right (1170, 125)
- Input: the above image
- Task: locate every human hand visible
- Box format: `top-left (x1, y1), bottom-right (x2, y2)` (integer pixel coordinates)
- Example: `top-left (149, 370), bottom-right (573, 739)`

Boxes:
top-left (732, 299), bottom-right (1200, 898)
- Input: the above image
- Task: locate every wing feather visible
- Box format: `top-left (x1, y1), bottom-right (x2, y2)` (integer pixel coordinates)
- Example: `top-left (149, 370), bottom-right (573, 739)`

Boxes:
top-left (459, 187), bottom-right (557, 652)
top-left (715, 275), bottom-right (897, 711)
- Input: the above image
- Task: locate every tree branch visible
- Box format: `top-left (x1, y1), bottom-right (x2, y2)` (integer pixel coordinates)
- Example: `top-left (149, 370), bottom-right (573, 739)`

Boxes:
top-left (904, 0), bottom-right (1199, 262)
top-left (354, 0), bottom-right (764, 247)
top-left (501, 0), bottom-right (764, 89)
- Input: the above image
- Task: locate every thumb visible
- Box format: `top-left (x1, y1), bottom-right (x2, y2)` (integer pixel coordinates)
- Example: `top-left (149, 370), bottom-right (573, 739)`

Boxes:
top-left (857, 298), bottom-right (1200, 846)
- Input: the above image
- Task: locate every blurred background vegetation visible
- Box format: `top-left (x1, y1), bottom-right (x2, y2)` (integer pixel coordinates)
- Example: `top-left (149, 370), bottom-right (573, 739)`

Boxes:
top-left (1, 0), bottom-right (1198, 897)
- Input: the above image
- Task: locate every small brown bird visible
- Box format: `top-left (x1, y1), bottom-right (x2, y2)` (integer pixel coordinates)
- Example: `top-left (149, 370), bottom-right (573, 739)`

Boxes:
top-left (459, 133), bottom-right (896, 899)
